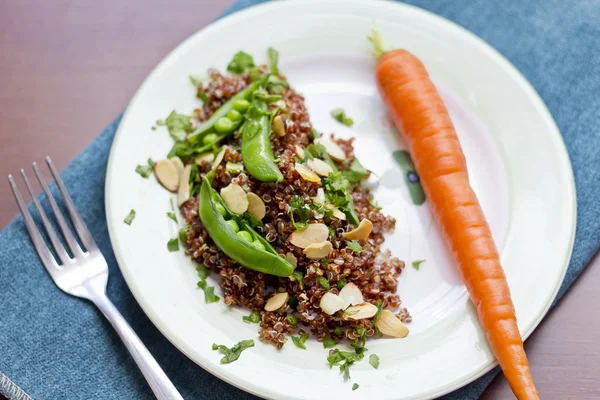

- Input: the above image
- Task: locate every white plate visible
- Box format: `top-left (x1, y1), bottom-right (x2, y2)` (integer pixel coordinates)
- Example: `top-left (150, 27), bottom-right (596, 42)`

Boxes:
top-left (105, 1), bottom-right (576, 399)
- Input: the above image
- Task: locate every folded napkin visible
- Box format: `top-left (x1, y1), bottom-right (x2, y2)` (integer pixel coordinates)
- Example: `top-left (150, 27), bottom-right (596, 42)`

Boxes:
top-left (1, 0), bottom-right (598, 399)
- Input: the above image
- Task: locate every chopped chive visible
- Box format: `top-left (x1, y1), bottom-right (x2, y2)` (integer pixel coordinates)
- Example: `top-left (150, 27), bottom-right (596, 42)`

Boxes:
top-left (330, 108), bottom-right (354, 126)
top-left (123, 209), bottom-right (136, 225)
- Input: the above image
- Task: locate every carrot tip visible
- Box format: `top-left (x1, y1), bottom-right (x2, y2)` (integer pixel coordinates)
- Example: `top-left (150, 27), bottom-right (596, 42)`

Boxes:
top-left (367, 29), bottom-right (390, 61)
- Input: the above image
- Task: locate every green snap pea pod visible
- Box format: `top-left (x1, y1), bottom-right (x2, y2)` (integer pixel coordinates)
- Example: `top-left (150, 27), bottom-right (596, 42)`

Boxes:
top-left (188, 80), bottom-right (261, 145)
top-left (198, 175), bottom-right (293, 277)
top-left (241, 100), bottom-right (283, 182)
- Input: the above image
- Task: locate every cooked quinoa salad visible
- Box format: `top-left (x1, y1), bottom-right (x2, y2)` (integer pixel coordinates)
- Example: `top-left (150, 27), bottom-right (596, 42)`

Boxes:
top-left (140, 48), bottom-right (410, 382)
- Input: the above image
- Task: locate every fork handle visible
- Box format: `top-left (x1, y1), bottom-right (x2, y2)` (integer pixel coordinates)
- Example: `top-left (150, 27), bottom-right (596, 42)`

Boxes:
top-left (91, 293), bottom-right (184, 400)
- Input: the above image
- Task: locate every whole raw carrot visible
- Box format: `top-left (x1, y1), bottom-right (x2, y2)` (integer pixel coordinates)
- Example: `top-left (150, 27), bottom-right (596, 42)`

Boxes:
top-left (369, 31), bottom-right (538, 399)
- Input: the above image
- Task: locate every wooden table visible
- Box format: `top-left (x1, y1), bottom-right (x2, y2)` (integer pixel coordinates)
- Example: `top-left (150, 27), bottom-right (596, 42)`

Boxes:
top-left (1, 1), bottom-right (598, 399)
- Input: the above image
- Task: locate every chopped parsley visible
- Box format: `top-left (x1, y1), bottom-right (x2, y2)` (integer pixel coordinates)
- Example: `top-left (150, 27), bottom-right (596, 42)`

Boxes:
top-left (352, 383), bottom-right (359, 391)
top-left (289, 195), bottom-right (311, 230)
top-left (369, 354), bottom-right (380, 369)
top-left (212, 339), bottom-right (255, 364)
top-left (412, 259), bottom-right (426, 270)
top-left (336, 280), bottom-right (347, 290)
top-left (243, 311), bottom-right (261, 324)
top-left (268, 47), bottom-right (279, 75)
top-left (322, 172), bottom-right (354, 218)
top-left (342, 159), bottom-right (368, 184)
top-left (167, 199), bottom-right (178, 223)
top-left (330, 108), bottom-right (354, 127)
top-left (189, 74), bottom-right (203, 87)
top-left (323, 338), bottom-right (338, 349)
top-left (179, 225), bottom-right (189, 244)
top-left (317, 276), bottom-right (330, 290)
top-left (197, 279), bottom-right (220, 303)
top-left (286, 314), bottom-right (299, 326)
top-left (135, 158), bottom-right (154, 178)
top-left (373, 299), bottom-right (383, 336)
top-left (346, 240), bottom-right (363, 253)
top-left (123, 209), bottom-right (136, 225)
top-left (156, 119), bottom-right (166, 126)
top-left (327, 348), bottom-right (365, 381)
top-left (291, 333), bottom-right (309, 350)
top-left (164, 110), bottom-right (192, 142)
top-left (167, 238), bottom-right (179, 252)
top-left (196, 264), bottom-right (210, 280)
top-left (227, 51), bottom-right (255, 74)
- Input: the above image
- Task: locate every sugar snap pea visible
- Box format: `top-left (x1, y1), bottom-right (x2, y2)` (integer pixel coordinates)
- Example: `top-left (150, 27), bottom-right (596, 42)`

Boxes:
top-left (198, 173), bottom-right (293, 277)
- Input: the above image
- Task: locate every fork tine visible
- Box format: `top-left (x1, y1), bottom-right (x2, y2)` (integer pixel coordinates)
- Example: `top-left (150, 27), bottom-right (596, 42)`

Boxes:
top-left (45, 156), bottom-right (97, 251)
top-left (33, 162), bottom-right (84, 256)
top-left (20, 169), bottom-right (71, 265)
top-left (8, 174), bottom-right (61, 273)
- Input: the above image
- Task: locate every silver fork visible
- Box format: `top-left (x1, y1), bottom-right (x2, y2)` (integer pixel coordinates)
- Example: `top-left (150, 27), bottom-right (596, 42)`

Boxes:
top-left (8, 157), bottom-right (183, 400)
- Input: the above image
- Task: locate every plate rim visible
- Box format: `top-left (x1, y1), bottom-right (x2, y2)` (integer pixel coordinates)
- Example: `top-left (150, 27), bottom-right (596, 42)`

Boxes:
top-left (104, 0), bottom-right (577, 398)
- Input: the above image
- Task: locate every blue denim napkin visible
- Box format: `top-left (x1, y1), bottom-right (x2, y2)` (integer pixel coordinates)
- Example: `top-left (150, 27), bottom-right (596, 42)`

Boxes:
top-left (1, 0), bottom-right (598, 399)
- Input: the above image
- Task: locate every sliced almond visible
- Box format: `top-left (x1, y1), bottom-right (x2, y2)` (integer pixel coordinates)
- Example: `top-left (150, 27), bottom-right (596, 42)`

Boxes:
top-left (316, 138), bottom-right (346, 161)
top-left (154, 159), bottom-right (180, 192)
top-left (295, 145), bottom-right (305, 159)
top-left (303, 241), bottom-right (333, 260)
top-left (246, 192), bottom-right (266, 220)
top-left (211, 147), bottom-right (226, 171)
top-left (169, 156), bottom-right (184, 178)
top-left (320, 292), bottom-right (346, 315)
top-left (264, 292), bottom-right (289, 312)
top-left (294, 163), bottom-right (321, 183)
top-left (284, 252), bottom-right (298, 269)
top-left (375, 310), bottom-right (409, 338)
top-left (220, 183), bottom-right (248, 214)
top-left (177, 165), bottom-right (192, 206)
top-left (195, 152), bottom-right (215, 165)
top-left (312, 188), bottom-right (325, 205)
top-left (272, 115), bottom-right (286, 137)
top-left (332, 207), bottom-right (346, 220)
top-left (343, 219), bottom-right (374, 241)
top-left (343, 302), bottom-right (378, 320)
top-left (338, 282), bottom-right (364, 308)
top-left (306, 158), bottom-right (333, 177)
top-left (289, 223), bottom-right (329, 248)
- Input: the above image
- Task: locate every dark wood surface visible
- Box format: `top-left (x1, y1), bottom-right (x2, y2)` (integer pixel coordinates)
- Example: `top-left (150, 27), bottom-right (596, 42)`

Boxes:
top-left (1, 1), bottom-right (598, 399)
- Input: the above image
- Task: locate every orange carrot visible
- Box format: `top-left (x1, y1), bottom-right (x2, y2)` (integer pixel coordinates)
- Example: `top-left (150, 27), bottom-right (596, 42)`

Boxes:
top-left (369, 31), bottom-right (538, 399)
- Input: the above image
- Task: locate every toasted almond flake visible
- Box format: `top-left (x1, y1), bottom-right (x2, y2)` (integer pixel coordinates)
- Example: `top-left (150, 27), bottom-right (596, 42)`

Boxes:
top-left (246, 192), bottom-right (266, 220)
top-left (343, 302), bottom-right (378, 320)
top-left (289, 223), bottom-right (329, 248)
top-left (154, 159), bottom-right (179, 192)
top-left (169, 156), bottom-right (184, 178)
top-left (264, 292), bottom-right (289, 312)
top-left (294, 163), bottom-right (321, 183)
top-left (338, 282), bottom-right (364, 308)
top-left (320, 292), bottom-right (346, 315)
top-left (343, 219), bottom-right (374, 241)
top-left (313, 188), bottom-right (325, 205)
top-left (177, 165), bottom-right (192, 206)
top-left (303, 241), bottom-right (333, 260)
top-left (332, 207), bottom-right (346, 220)
top-left (316, 138), bottom-right (346, 161)
top-left (306, 158), bottom-right (333, 177)
top-left (375, 310), bottom-right (409, 338)
top-left (284, 252), bottom-right (298, 268)
top-left (211, 147), bottom-right (227, 171)
top-left (272, 115), bottom-right (286, 137)
top-left (220, 183), bottom-right (248, 214)
top-left (195, 152), bottom-right (215, 165)
top-left (295, 145), bottom-right (305, 159)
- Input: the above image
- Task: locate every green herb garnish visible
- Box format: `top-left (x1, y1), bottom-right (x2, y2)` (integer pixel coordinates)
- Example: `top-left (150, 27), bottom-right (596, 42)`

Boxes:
top-left (164, 110), bottom-right (193, 141)
top-left (322, 258), bottom-right (333, 266)
top-left (330, 108), bottom-right (354, 127)
top-left (368, 195), bottom-right (382, 210)
top-left (323, 338), bottom-right (338, 349)
top-left (292, 270), bottom-right (304, 287)
top-left (197, 279), bottom-right (220, 303)
top-left (190, 74), bottom-right (203, 87)
top-left (369, 354), bottom-right (380, 369)
top-left (342, 159), bottom-right (368, 184)
top-left (135, 158), bottom-right (154, 178)
top-left (317, 276), bottom-right (330, 290)
top-left (196, 264), bottom-right (210, 280)
top-left (179, 225), bottom-right (189, 244)
top-left (268, 47), bottom-right (279, 74)
top-left (227, 51), bottom-right (255, 74)
top-left (291, 333), bottom-right (309, 350)
top-left (243, 311), bottom-right (261, 324)
top-left (289, 195), bottom-right (311, 229)
top-left (167, 198), bottom-right (178, 223)
top-left (373, 299), bottom-right (383, 336)
top-left (123, 209), bottom-right (136, 225)
top-left (346, 240), bottom-right (363, 253)
top-left (352, 383), bottom-right (359, 391)
top-left (336, 280), bottom-right (347, 290)
top-left (286, 314), bottom-right (299, 326)
top-left (412, 259), bottom-right (426, 270)
top-left (212, 339), bottom-right (255, 364)
top-left (327, 348), bottom-right (365, 381)
top-left (167, 238), bottom-right (179, 252)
